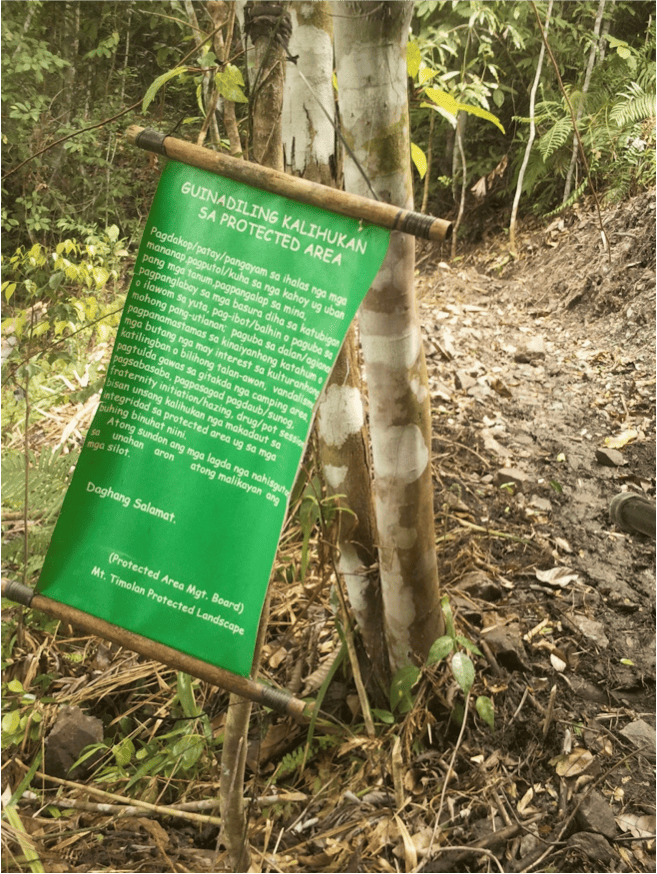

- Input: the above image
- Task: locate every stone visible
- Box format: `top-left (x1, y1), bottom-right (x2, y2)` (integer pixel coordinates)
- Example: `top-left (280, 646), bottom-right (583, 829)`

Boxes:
top-left (456, 571), bottom-right (502, 602)
top-left (620, 719), bottom-right (656, 760)
top-left (493, 467), bottom-right (532, 493)
top-left (567, 832), bottom-right (618, 864)
top-left (44, 705), bottom-right (104, 780)
top-left (595, 447), bottom-right (627, 467)
top-left (513, 335), bottom-right (545, 363)
top-left (454, 369), bottom-right (477, 390)
top-left (574, 790), bottom-right (617, 839)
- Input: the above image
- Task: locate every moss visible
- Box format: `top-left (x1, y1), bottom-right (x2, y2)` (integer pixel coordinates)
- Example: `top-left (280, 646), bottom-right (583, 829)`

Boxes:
top-left (363, 116), bottom-right (409, 177)
top-left (294, 1), bottom-right (332, 34)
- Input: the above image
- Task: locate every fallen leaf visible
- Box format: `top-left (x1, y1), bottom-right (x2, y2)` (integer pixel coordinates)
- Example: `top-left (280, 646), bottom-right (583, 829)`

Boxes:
top-left (550, 652), bottom-right (567, 672)
top-left (535, 566), bottom-right (580, 587)
top-left (604, 429), bottom-right (638, 449)
top-left (552, 748), bottom-right (595, 777)
top-left (394, 815), bottom-right (418, 872)
top-left (616, 812), bottom-right (656, 839)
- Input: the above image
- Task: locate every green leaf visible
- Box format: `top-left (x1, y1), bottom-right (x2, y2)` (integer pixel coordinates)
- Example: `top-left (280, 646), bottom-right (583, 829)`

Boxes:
top-left (7, 679), bottom-right (25, 694)
top-left (371, 708), bottom-right (395, 724)
top-left (3, 281), bottom-right (17, 302)
top-left (2, 710), bottom-right (21, 735)
top-left (199, 51), bottom-right (217, 68)
top-left (142, 66), bottom-right (188, 113)
top-left (475, 695), bottom-right (495, 729)
top-left (440, 595), bottom-right (455, 640)
top-left (460, 102), bottom-right (506, 134)
top-left (451, 652), bottom-right (475, 695)
top-left (424, 87), bottom-right (461, 116)
top-left (92, 266), bottom-right (109, 288)
top-left (215, 64), bottom-right (248, 103)
top-left (418, 68), bottom-right (438, 85)
top-left (426, 635), bottom-right (454, 665)
top-left (455, 635), bottom-right (482, 657)
top-left (407, 39), bottom-right (422, 79)
top-left (113, 737), bottom-right (135, 767)
top-left (411, 142), bottom-right (427, 178)
top-left (173, 733), bottom-right (203, 770)
top-left (177, 672), bottom-right (201, 718)
top-left (390, 665), bottom-right (421, 713)
top-left (423, 87), bottom-right (505, 134)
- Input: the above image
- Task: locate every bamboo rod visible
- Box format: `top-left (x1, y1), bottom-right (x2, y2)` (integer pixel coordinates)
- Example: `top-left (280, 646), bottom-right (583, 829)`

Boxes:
top-left (2, 579), bottom-right (312, 722)
top-left (126, 125), bottom-right (453, 243)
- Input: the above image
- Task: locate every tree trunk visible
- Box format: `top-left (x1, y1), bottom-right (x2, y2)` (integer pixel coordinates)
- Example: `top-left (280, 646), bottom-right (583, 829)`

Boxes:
top-left (509, 0), bottom-right (553, 255)
top-left (246, 1), bottom-right (290, 167)
top-left (184, 0), bottom-right (222, 147)
top-left (218, 5), bottom-right (290, 869)
top-left (281, 1), bottom-right (387, 687)
top-left (451, 110), bottom-right (467, 260)
top-left (333, 1), bottom-right (443, 674)
top-left (316, 323), bottom-right (387, 686)
top-left (282, 0), bottom-right (335, 184)
top-left (562, 0), bottom-right (606, 204)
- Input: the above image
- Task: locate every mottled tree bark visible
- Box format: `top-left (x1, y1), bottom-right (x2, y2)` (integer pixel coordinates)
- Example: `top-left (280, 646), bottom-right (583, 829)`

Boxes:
top-left (282, 1), bottom-right (335, 184)
top-left (333, 0), bottom-right (443, 672)
top-left (281, 2), bottom-right (387, 687)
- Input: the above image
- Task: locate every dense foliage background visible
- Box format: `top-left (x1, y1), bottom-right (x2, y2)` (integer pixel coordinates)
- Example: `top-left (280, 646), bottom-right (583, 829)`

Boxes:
top-left (2, 1), bottom-right (654, 253)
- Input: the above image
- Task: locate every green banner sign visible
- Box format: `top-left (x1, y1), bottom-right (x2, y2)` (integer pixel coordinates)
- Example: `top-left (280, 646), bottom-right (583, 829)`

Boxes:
top-left (37, 161), bottom-right (390, 677)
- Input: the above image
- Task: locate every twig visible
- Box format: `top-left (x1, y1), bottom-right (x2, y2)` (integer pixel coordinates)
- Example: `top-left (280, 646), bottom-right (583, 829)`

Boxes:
top-left (427, 690), bottom-right (472, 857)
top-left (14, 762), bottom-right (222, 827)
top-left (22, 308), bottom-right (34, 587)
top-left (542, 684), bottom-right (558, 738)
top-left (2, 102), bottom-right (141, 180)
top-left (449, 516), bottom-right (532, 545)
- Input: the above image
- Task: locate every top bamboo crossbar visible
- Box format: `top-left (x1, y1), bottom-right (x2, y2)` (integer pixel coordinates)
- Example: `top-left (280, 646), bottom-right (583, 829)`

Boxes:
top-left (126, 125), bottom-right (453, 243)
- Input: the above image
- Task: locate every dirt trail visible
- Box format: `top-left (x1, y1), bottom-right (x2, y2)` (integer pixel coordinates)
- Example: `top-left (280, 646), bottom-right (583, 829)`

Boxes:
top-left (412, 190), bottom-right (655, 871)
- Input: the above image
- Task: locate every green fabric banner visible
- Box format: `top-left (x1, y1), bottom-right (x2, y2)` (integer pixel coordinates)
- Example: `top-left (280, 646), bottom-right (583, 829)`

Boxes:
top-left (37, 161), bottom-right (390, 677)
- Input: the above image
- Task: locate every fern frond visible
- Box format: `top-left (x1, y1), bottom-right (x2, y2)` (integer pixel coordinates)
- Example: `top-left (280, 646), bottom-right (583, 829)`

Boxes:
top-left (538, 116), bottom-right (572, 161)
top-left (1, 447), bottom-right (79, 518)
top-left (610, 92), bottom-right (657, 128)
top-left (543, 180), bottom-right (588, 218)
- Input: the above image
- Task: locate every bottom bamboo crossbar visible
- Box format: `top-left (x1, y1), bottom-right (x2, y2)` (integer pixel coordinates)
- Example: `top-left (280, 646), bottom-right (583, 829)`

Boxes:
top-left (2, 579), bottom-right (312, 721)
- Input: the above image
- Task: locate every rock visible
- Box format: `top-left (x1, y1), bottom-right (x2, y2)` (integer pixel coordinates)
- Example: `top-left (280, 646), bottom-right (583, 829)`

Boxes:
top-left (620, 718), bottom-right (656, 760)
top-left (567, 832), bottom-right (618, 864)
top-left (569, 614), bottom-right (609, 648)
top-left (493, 467), bottom-right (532, 493)
top-left (481, 623), bottom-right (529, 673)
top-left (574, 790), bottom-right (617, 839)
top-left (456, 571), bottom-right (502, 602)
top-left (595, 447), bottom-right (627, 467)
top-left (44, 705), bottom-right (104, 780)
top-left (481, 429), bottom-right (512, 458)
top-left (454, 369), bottom-right (477, 390)
top-left (513, 335), bottom-right (545, 363)
top-left (530, 495), bottom-right (552, 513)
